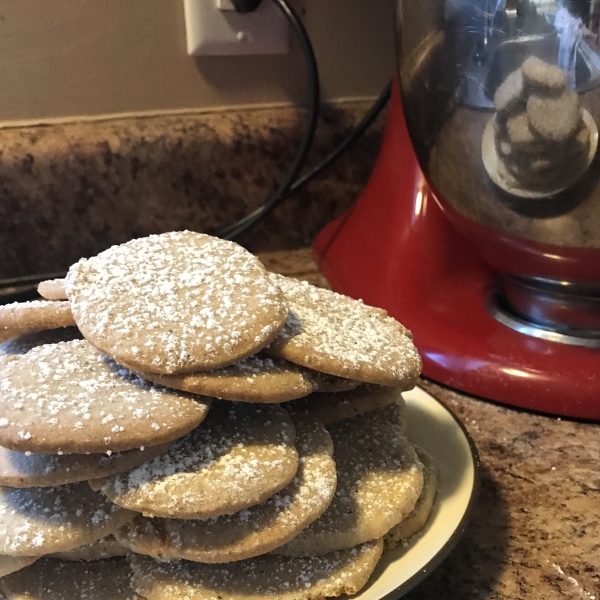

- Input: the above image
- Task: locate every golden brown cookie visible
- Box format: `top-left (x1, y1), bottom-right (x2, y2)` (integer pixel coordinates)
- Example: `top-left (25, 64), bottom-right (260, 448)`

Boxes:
top-left (0, 301), bottom-right (75, 334)
top-left (265, 274), bottom-right (421, 387)
top-left (0, 557), bottom-right (140, 600)
top-left (0, 556), bottom-right (38, 579)
top-left (0, 482), bottom-right (136, 557)
top-left (115, 416), bottom-right (336, 562)
top-left (129, 540), bottom-right (383, 600)
top-left (0, 328), bottom-right (82, 356)
top-left (526, 90), bottom-right (582, 142)
top-left (505, 112), bottom-right (540, 148)
top-left (286, 384), bottom-right (404, 425)
top-left (384, 446), bottom-right (438, 551)
top-left (65, 231), bottom-right (288, 375)
top-left (37, 279), bottom-right (67, 301)
top-left (136, 354), bottom-right (316, 403)
top-left (0, 340), bottom-right (211, 454)
top-left (273, 404), bottom-right (424, 556)
top-left (49, 535), bottom-right (127, 561)
top-left (0, 356), bottom-right (18, 369)
top-left (93, 403), bottom-right (298, 519)
top-left (0, 442), bottom-right (171, 488)
top-left (521, 56), bottom-right (567, 92)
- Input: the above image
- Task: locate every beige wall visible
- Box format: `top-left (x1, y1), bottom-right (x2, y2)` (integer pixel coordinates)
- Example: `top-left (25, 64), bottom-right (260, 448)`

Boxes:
top-left (0, 0), bottom-right (395, 124)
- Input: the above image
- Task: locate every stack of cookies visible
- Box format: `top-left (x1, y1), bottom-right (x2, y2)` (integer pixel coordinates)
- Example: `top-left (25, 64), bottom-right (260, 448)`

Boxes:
top-left (0, 231), bottom-right (438, 600)
top-left (492, 55), bottom-right (590, 192)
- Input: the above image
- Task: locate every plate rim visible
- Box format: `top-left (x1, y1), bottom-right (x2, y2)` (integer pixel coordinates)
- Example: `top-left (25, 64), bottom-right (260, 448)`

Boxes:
top-left (379, 386), bottom-right (482, 600)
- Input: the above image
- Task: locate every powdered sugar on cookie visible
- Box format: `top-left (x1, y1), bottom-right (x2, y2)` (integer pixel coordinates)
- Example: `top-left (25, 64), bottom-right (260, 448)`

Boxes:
top-left (65, 231), bottom-right (288, 374)
top-left (266, 274), bottom-right (421, 387)
top-left (130, 540), bottom-right (384, 600)
top-left (96, 403), bottom-right (298, 519)
top-left (116, 417), bottom-right (336, 562)
top-left (0, 300), bottom-right (75, 332)
top-left (0, 482), bottom-right (136, 556)
top-left (0, 340), bottom-right (210, 454)
top-left (274, 404), bottom-right (424, 556)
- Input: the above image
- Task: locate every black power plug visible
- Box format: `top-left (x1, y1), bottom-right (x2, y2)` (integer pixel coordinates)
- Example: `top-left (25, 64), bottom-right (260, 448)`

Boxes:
top-left (230, 0), bottom-right (263, 13)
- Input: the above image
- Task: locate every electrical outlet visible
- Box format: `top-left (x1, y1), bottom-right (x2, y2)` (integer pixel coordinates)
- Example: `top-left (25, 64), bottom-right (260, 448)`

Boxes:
top-left (183, 0), bottom-right (289, 56)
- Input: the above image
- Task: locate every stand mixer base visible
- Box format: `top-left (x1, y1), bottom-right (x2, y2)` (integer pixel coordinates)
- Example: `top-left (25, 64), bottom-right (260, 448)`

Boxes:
top-left (314, 85), bottom-right (600, 420)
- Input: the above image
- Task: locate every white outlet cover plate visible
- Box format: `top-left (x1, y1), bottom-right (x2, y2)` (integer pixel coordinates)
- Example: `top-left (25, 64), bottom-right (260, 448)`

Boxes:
top-left (184, 0), bottom-right (290, 56)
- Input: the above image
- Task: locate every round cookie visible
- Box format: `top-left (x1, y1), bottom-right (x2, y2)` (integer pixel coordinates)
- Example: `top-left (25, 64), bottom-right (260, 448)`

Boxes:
top-left (37, 279), bottom-right (67, 301)
top-left (0, 442), bottom-right (172, 488)
top-left (521, 56), bottom-right (567, 92)
top-left (115, 416), bottom-right (336, 562)
top-left (494, 68), bottom-right (525, 116)
top-left (0, 340), bottom-right (211, 454)
top-left (505, 112), bottom-right (539, 148)
top-left (0, 482), bottom-right (136, 556)
top-left (65, 231), bottom-right (288, 375)
top-left (136, 354), bottom-right (316, 403)
top-left (0, 356), bottom-right (18, 370)
top-left (286, 384), bottom-right (404, 426)
top-left (526, 90), bottom-right (582, 142)
top-left (0, 327), bottom-right (82, 356)
top-left (265, 274), bottom-right (421, 387)
top-left (0, 556), bottom-right (38, 579)
top-left (49, 535), bottom-right (128, 561)
top-left (129, 540), bottom-right (383, 600)
top-left (0, 557), bottom-right (139, 600)
top-left (92, 402), bottom-right (298, 519)
top-left (0, 301), bottom-right (75, 333)
top-left (384, 446), bottom-right (438, 551)
top-left (273, 404), bottom-right (424, 556)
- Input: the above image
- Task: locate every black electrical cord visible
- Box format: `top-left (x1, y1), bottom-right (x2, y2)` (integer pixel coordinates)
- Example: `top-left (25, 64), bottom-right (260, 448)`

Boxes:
top-left (310, 82), bottom-right (392, 270)
top-left (290, 81), bottom-right (391, 194)
top-left (215, 0), bottom-right (320, 241)
top-left (217, 78), bottom-right (392, 242)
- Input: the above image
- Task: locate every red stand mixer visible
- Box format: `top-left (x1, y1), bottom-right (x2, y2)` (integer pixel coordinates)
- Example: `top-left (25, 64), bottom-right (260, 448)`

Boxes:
top-left (315, 0), bottom-right (600, 419)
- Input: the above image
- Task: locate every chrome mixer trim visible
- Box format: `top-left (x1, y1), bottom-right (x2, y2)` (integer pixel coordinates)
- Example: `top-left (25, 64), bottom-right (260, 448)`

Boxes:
top-left (510, 275), bottom-right (600, 296)
top-left (488, 293), bottom-right (600, 348)
top-left (501, 274), bottom-right (600, 332)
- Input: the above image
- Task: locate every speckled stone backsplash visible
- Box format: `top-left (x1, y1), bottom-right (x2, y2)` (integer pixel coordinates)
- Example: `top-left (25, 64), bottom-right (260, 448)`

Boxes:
top-left (0, 103), bottom-right (383, 279)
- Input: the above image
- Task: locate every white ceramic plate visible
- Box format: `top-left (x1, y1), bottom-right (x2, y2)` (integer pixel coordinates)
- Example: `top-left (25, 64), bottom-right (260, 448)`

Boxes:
top-left (352, 386), bottom-right (480, 600)
top-left (481, 109), bottom-right (598, 199)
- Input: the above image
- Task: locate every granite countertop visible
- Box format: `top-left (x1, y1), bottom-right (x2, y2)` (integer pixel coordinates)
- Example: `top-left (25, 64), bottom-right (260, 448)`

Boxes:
top-left (260, 247), bottom-right (600, 600)
top-left (0, 102), bottom-right (383, 280)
